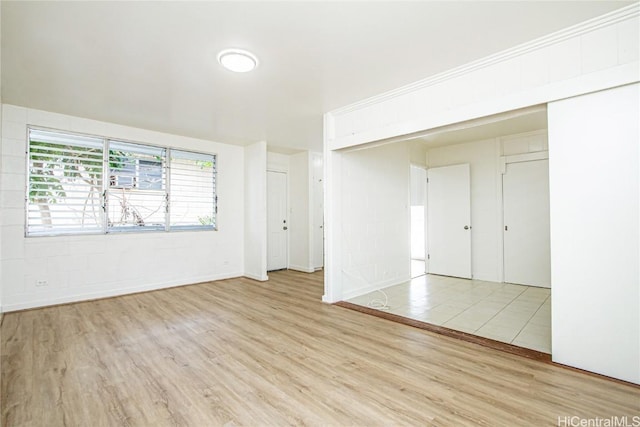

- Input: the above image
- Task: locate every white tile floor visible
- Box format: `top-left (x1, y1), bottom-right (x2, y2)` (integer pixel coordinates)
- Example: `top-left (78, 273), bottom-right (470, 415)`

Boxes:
top-left (348, 262), bottom-right (551, 353)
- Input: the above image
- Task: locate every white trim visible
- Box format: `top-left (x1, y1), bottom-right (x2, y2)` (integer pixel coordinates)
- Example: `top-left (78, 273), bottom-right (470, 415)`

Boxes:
top-left (266, 166), bottom-right (288, 173)
top-left (330, 3), bottom-right (640, 117)
top-left (244, 272), bottom-right (269, 282)
top-left (2, 271), bottom-right (244, 312)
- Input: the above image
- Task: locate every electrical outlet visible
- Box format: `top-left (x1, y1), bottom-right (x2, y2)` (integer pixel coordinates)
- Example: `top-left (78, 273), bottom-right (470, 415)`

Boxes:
top-left (36, 280), bottom-right (48, 287)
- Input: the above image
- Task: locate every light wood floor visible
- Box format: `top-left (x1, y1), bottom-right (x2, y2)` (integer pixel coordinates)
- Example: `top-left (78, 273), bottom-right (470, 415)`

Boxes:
top-left (1, 270), bottom-right (638, 426)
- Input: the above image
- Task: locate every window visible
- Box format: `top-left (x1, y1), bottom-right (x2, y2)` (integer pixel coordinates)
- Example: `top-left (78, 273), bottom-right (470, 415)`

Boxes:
top-left (107, 141), bottom-right (166, 232)
top-left (170, 150), bottom-right (217, 230)
top-left (27, 129), bottom-right (104, 235)
top-left (26, 128), bottom-right (217, 236)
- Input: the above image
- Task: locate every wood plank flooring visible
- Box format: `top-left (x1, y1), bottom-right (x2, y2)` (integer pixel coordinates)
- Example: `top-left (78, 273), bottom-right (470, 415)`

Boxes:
top-left (1, 270), bottom-right (638, 426)
top-left (335, 300), bottom-right (552, 362)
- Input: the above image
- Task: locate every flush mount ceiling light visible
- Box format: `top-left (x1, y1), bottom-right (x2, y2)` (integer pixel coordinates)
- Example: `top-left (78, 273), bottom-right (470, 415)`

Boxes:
top-left (217, 49), bottom-right (258, 73)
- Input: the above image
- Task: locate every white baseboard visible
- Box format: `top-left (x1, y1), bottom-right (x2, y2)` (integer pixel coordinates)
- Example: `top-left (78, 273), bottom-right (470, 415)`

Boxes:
top-left (244, 272), bottom-right (269, 281)
top-left (2, 271), bottom-right (244, 312)
top-left (288, 264), bottom-right (315, 274)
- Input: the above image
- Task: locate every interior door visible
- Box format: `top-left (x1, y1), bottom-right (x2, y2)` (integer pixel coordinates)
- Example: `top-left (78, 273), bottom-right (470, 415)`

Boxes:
top-left (427, 164), bottom-right (472, 278)
top-left (267, 171), bottom-right (288, 271)
top-left (503, 159), bottom-right (551, 287)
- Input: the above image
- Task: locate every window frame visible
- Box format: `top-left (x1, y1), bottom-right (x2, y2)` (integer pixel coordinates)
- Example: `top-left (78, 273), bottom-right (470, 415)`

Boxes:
top-left (25, 126), bottom-right (218, 237)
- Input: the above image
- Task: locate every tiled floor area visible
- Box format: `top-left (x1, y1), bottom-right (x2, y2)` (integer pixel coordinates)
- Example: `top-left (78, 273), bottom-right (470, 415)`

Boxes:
top-left (348, 266), bottom-right (551, 353)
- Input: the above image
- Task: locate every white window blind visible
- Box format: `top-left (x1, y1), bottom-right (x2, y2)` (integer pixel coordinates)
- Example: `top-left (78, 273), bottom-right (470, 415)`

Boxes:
top-left (169, 149), bottom-right (217, 230)
top-left (27, 129), bottom-right (105, 236)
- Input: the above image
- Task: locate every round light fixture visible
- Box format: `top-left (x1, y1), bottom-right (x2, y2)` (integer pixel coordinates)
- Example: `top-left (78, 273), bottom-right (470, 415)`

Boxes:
top-left (217, 49), bottom-right (258, 73)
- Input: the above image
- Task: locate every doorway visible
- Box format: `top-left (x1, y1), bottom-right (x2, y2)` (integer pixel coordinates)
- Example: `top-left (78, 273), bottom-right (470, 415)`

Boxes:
top-left (410, 165), bottom-right (427, 278)
top-left (344, 110), bottom-right (552, 354)
top-left (267, 170), bottom-right (288, 271)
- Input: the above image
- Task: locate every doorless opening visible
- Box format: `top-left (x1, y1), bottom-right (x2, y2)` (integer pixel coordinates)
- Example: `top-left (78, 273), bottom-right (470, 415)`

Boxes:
top-left (410, 165), bottom-right (427, 278)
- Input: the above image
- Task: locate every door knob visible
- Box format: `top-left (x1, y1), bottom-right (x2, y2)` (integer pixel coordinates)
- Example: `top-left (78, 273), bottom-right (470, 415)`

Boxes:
top-left (283, 226), bottom-right (288, 230)
top-left (464, 225), bottom-right (469, 230)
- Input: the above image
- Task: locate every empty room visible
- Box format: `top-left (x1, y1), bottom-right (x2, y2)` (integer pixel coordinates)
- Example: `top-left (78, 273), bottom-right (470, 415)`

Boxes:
top-left (1, 1), bottom-right (639, 426)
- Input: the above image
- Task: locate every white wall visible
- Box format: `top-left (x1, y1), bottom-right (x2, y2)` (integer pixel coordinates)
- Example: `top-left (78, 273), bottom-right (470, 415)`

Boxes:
top-left (549, 83), bottom-right (639, 384)
top-left (323, 147), bottom-right (343, 302)
top-left (0, 105), bottom-right (245, 311)
top-left (244, 141), bottom-right (268, 281)
top-left (289, 152), bottom-right (313, 273)
top-left (338, 143), bottom-right (410, 300)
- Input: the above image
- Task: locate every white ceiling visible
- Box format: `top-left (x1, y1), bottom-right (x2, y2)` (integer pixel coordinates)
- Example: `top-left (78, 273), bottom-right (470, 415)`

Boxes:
top-left (1, 1), bottom-right (632, 152)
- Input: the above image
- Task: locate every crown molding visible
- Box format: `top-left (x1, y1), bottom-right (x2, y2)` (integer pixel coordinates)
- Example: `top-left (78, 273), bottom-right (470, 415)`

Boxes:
top-left (329, 3), bottom-right (640, 117)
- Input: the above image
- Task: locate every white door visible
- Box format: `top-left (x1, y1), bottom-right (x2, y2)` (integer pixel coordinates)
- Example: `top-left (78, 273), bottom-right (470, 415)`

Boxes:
top-left (427, 164), bottom-right (472, 279)
top-left (503, 159), bottom-right (551, 287)
top-left (267, 171), bottom-right (288, 271)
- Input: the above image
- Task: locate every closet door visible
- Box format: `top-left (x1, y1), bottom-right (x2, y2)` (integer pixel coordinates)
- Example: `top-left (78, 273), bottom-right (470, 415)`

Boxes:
top-left (503, 159), bottom-right (551, 287)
